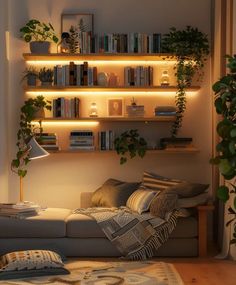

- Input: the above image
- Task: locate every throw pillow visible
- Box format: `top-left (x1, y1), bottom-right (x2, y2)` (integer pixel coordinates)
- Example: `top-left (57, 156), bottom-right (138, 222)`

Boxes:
top-left (142, 171), bottom-right (183, 191)
top-left (149, 192), bottom-right (178, 219)
top-left (91, 178), bottom-right (140, 207)
top-left (0, 250), bottom-right (69, 280)
top-left (177, 192), bottom-right (209, 208)
top-left (126, 187), bottom-right (157, 214)
top-left (165, 182), bottom-right (209, 198)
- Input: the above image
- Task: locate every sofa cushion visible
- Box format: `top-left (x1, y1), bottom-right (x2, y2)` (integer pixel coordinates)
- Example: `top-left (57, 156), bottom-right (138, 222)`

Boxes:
top-left (66, 212), bottom-right (197, 238)
top-left (66, 213), bottom-right (105, 238)
top-left (0, 208), bottom-right (71, 238)
top-left (91, 178), bottom-right (140, 207)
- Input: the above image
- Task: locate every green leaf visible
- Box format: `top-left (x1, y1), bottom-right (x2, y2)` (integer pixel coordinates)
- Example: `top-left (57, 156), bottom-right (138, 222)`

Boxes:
top-left (230, 128), bottom-right (236, 138)
top-left (218, 159), bottom-right (233, 175)
top-left (217, 185), bottom-right (229, 202)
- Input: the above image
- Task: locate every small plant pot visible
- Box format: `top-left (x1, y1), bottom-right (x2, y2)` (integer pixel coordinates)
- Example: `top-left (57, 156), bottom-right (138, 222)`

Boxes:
top-left (34, 107), bottom-right (45, 119)
top-left (27, 74), bottom-right (37, 86)
top-left (30, 41), bottom-right (51, 54)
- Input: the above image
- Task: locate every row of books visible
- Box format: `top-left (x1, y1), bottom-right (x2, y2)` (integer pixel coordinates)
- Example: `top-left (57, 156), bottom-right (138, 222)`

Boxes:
top-left (54, 62), bottom-right (98, 87)
top-left (75, 32), bottom-right (162, 54)
top-left (124, 66), bottom-right (153, 86)
top-left (0, 203), bottom-right (40, 219)
top-left (36, 133), bottom-right (59, 151)
top-left (52, 97), bottom-right (80, 118)
top-left (98, 130), bottom-right (115, 150)
top-left (69, 130), bottom-right (95, 150)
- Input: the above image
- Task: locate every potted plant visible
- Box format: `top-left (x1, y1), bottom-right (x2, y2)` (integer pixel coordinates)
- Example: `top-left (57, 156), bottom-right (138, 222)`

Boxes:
top-left (210, 55), bottom-right (236, 244)
top-left (11, 95), bottom-right (51, 179)
top-left (162, 26), bottom-right (210, 137)
top-left (114, 129), bottom-right (147, 164)
top-left (21, 66), bottom-right (38, 86)
top-left (20, 19), bottom-right (59, 53)
top-left (39, 67), bottom-right (54, 86)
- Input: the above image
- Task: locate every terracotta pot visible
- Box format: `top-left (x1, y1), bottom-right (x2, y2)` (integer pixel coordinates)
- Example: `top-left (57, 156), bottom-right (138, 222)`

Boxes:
top-left (30, 41), bottom-right (51, 54)
top-left (34, 108), bottom-right (45, 119)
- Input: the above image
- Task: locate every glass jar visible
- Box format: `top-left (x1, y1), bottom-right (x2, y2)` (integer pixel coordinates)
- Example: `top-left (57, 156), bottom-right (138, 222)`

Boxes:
top-left (57, 32), bottom-right (70, 53)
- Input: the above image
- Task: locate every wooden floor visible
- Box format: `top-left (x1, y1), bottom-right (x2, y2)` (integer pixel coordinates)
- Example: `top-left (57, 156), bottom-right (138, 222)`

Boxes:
top-left (165, 257), bottom-right (236, 285)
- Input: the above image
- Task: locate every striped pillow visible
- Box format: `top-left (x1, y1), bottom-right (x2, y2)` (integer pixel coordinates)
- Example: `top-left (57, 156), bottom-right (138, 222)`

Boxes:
top-left (142, 171), bottom-right (183, 192)
top-left (126, 188), bottom-right (157, 214)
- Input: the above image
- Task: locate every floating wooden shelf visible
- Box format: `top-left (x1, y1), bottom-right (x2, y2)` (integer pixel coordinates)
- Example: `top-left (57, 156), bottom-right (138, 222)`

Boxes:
top-left (25, 85), bottom-right (200, 93)
top-left (48, 148), bottom-right (199, 154)
top-left (23, 53), bottom-right (175, 61)
top-left (33, 116), bottom-right (176, 122)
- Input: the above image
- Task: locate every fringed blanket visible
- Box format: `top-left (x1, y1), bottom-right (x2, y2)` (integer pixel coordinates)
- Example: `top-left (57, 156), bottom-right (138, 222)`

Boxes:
top-left (73, 207), bottom-right (178, 260)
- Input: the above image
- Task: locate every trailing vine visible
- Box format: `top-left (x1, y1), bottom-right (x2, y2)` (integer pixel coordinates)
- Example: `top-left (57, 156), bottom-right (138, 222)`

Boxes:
top-left (162, 26), bottom-right (209, 137)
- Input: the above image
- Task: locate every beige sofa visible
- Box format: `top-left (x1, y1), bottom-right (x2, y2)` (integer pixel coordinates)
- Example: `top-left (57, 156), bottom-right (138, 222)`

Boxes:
top-left (0, 192), bottom-right (213, 257)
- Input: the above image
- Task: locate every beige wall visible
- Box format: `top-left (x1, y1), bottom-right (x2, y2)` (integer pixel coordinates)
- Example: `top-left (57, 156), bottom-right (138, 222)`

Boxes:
top-left (4, 0), bottom-right (212, 208)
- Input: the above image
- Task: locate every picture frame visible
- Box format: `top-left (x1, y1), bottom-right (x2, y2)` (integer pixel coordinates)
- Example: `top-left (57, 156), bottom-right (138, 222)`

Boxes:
top-left (61, 13), bottom-right (94, 34)
top-left (107, 98), bottom-right (124, 117)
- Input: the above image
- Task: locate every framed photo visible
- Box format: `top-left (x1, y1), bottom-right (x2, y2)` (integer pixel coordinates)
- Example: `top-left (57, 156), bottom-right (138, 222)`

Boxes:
top-left (61, 13), bottom-right (93, 34)
top-left (108, 98), bottom-right (124, 117)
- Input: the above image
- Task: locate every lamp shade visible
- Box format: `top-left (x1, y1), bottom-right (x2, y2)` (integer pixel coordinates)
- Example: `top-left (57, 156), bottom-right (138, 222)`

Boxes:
top-left (27, 137), bottom-right (49, 160)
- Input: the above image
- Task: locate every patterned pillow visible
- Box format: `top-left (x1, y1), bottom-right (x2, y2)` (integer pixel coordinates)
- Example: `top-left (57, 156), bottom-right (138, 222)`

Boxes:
top-left (126, 187), bottom-right (157, 214)
top-left (149, 192), bottom-right (178, 219)
top-left (142, 171), bottom-right (183, 192)
top-left (0, 250), bottom-right (69, 280)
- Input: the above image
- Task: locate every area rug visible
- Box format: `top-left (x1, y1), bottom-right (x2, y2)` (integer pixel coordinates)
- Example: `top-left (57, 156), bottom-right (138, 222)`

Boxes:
top-left (0, 260), bottom-right (184, 285)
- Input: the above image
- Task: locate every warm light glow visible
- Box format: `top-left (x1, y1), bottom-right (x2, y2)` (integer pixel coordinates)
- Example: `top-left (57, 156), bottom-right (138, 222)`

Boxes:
top-left (32, 121), bottom-right (99, 126)
top-left (5, 31), bottom-right (10, 61)
top-left (26, 91), bottom-right (198, 97)
top-left (26, 60), bottom-right (176, 66)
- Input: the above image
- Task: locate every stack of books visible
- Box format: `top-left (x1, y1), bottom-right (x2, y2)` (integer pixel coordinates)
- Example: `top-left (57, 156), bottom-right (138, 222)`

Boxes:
top-left (160, 137), bottom-right (193, 150)
top-left (98, 130), bottom-right (115, 150)
top-left (154, 106), bottom-right (176, 116)
top-left (69, 130), bottom-right (95, 151)
top-left (126, 105), bottom-right (145, 117)
top-left (0, 203), bottom-right (40, 219)
top-left (36, 133), bottom-right (59, 151)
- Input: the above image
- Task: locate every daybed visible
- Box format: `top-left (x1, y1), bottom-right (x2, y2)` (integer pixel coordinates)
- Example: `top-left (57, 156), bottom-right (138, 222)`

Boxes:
top-left (0, 192), bottom-right (213, 258)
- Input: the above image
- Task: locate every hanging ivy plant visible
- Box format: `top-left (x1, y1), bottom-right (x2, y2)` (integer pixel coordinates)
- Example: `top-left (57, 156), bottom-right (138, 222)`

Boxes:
top-left (210, 55), bottom-right (236, 244)
top-left (162, 26), bottom-right (210, 137)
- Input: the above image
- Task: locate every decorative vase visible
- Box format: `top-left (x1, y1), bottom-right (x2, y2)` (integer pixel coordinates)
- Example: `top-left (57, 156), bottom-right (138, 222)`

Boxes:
top-left (30, 41), bottom-right (51, 54)
top-left (97, 72), bottom-right (109, 86)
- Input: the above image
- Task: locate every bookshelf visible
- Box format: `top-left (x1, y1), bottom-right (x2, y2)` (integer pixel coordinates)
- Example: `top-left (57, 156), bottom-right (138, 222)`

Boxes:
top-left (23, 52), bottom-right (199, 154)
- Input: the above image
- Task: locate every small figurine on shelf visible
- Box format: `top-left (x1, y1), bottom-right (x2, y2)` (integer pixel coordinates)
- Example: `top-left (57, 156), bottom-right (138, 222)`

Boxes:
top-left (89, 102), bottom-right (98, 117)
top-left (160, 70), bottom-right (170, 86)
top-left (57, 32), bottom-right (70, 53)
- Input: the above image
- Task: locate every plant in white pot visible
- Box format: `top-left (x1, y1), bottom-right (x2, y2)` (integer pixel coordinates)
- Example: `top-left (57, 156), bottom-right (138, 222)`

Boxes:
top-left (20, 19), bottom-right (59, 54)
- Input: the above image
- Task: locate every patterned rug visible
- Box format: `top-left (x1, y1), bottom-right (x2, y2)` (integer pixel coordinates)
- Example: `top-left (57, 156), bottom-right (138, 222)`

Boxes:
top-left (0, 260), bottom-right (184, 285)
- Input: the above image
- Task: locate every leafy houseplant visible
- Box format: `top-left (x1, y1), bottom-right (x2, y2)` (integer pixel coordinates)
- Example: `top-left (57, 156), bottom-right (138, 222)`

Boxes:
top-left (20, 19), bottom-right (59, 53)
top-left (114, 129), bottom-right (147, 164)
top-left (162, 26), bottom-right (210, 137)
top-left (39, 67), bottom-right (54, 85)
top-left (11, 95), bottom-right (51, 179)
top-left (21, 66), bottom-right (38, 86)
top-left (210, 55), bottom-right (236, 244)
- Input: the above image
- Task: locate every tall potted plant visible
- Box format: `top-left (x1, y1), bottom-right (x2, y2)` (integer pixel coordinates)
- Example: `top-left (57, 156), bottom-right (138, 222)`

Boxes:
top-left (11, 95), bottom-right (51, 201)
top-left (210, 55), bottom-right (236, 244)
top-left (162, 26), bottom-right (210, 137)
top-left (20, 19), bottom-right (59, 53)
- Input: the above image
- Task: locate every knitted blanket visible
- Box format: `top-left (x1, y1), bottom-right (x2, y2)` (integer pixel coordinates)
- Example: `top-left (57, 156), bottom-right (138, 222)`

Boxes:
top-left (73, 207), bottom-right (178, 260)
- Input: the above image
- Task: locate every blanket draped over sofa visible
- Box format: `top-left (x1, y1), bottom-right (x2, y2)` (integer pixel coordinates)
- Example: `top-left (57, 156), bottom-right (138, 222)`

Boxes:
top-left (73, 207), bottom-right (178, 260)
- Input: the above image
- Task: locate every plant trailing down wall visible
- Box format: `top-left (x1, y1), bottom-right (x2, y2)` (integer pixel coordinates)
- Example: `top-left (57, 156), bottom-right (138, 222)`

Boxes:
top-left (11, 95), bottom-right (51, 178)
top-left (114, 129), bottom-right (147, 164)
top-left (210, 55), bottom-right (236, 244)
top-left (162, 26), bottom-right (209, 137)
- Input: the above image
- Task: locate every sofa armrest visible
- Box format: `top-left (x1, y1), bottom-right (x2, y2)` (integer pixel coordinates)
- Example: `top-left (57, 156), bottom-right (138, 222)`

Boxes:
top-left (197, 204), bottom-right (214, 257)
